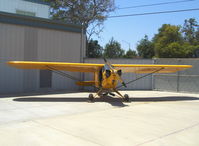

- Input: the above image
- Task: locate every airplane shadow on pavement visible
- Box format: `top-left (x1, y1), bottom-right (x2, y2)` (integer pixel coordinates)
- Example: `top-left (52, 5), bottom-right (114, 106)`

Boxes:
top-left (13, 96), bottom-right (128, 107)
top-left (13, 96), bottom-right (199, 107)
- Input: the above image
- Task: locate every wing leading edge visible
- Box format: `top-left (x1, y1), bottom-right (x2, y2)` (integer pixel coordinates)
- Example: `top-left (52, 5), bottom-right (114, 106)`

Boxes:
top-left (7, 61), bottom-right (192, 73)
top-left (7, 61), bottom-right (103, 72)
top-left (112, 64), bottom-right (192, 73)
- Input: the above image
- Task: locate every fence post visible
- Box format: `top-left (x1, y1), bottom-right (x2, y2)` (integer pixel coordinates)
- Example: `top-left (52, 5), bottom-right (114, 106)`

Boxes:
top-left (152, 58), bottom-right (156, 90)
top-left (176, 59), bottom-right (181, 92)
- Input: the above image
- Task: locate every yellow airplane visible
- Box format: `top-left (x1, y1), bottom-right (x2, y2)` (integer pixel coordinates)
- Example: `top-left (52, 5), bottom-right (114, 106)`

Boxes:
top-left (7, 59), bottom-right (192, 102)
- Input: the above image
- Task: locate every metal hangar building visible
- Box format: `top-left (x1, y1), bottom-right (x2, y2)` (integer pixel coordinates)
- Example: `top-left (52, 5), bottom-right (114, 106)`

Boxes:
top-left (0, 0), bottom-right (85, 94)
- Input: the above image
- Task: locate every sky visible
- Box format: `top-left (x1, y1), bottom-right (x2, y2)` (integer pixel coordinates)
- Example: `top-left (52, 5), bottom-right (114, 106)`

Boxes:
top-left (93, 0), bottom-right (199, 52)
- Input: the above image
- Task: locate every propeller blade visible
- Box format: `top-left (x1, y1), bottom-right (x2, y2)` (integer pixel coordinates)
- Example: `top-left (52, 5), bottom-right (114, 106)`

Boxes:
top-left (103, 57), bottom-right (107, 63)
top-left (103, 58), bottom-right (114, 70)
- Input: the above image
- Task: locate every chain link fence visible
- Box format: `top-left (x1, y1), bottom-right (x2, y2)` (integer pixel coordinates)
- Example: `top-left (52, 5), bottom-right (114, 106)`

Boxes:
top-left (153, 58), bottom-right (199, 93)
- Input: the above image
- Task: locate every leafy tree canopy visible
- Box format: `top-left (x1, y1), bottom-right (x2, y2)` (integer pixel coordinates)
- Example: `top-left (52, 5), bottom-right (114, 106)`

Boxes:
top-left (45, 0), bottom-right (115, 39)
top-left (104, 37), bottom-right (125, 58)
top-left (153, 24), bottom-right (184, 58)
top-left (153, 24), bottom-right (183, 46)
top-left (182, 18), bottom-right (199, 45)
top-left (87, 39), bottom-right (103, 58)
top-left (152, 22), bottom-right (199, 58)
top-left (136, 35), bottom-right (154, 58)
top-left (124, 49), bottom-right (137, 58)
top-left (136, 19), bottom-right (199, 58)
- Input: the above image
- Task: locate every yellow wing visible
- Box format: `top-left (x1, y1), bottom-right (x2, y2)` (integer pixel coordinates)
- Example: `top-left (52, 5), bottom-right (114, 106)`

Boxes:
top-left (7, 61), bottom-right (104, 72)
top-left (112, 64), bottom-right (192, 73)
top-left (7, 61), bottom-right (192, 73)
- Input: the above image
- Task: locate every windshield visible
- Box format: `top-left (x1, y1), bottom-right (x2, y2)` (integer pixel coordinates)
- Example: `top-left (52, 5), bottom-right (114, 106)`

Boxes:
top-left (103, 64), bottom-right (111, 70)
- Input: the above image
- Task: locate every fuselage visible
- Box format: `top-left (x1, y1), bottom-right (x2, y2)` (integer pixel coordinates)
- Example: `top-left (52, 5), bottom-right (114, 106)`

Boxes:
top-left (76, 64), bottom-right (122, 89)
top-left (101, 69), bottom-right (120, 89)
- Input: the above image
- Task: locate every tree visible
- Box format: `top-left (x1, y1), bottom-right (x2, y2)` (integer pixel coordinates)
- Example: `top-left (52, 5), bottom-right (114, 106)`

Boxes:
top-left (104, 37), bottom-right (125, 58)
top-left (182, 18), bottom-right (199, 45)
top-left (136, 35), bottom-right (154, 58)
top-left (153, 24), bottom-right (184, 58)
top-left (124, 49), bottom-right (137, 58)
top-left (136, 19), bottom-right (199, 58)
top-left (196, 27), bottom-right (199, 42)
top-left (45, 0), bottom-right (115, 40)
top-left (182, 43), bottom-right (199, 58)
top-left (87, 39), bottom-right (103, 58)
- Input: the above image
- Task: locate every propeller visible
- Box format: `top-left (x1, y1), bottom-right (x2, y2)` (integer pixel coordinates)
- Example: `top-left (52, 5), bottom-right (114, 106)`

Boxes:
top-left (103, 57), bottom-right (107, 63)
top-left (103, 57), bottom-right (127, 88)
top-left (103, 57), bottom-right (113, 70)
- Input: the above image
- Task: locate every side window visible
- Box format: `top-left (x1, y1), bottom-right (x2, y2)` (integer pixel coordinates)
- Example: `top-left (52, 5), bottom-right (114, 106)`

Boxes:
top-left (40, 70), bottom-right (52, 88)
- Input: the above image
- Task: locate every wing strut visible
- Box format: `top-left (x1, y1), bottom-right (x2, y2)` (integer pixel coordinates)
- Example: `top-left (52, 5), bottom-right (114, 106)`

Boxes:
top-left (116, 67), bottom-right (164, 89)
top-left (46, 65), bottom-right (100, 90)
top-left (46, 65), bottom-right (81, 81)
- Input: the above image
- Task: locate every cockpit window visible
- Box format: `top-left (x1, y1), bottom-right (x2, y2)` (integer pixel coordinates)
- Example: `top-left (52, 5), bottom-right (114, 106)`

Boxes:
top-left (103, 64), bottom-right (110, 71)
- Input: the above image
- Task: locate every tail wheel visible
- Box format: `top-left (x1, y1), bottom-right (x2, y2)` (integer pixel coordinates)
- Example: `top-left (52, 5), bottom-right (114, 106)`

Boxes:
top-left (88, 94), bottom-right (94, 102)
top-left (124, 94), bottom-right (130, 102)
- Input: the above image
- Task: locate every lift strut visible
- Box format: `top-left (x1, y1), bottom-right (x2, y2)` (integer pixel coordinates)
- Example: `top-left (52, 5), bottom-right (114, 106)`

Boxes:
top-left (116, 67), bottom-right (164, 89)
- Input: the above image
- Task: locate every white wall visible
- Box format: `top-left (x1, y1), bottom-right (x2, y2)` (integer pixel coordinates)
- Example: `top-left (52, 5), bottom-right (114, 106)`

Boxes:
top-left (0, 0), bottom-right (50, 18)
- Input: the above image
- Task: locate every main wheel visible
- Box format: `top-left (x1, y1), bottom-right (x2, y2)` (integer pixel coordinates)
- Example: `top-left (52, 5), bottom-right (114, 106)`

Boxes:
top-left (124, 94), bottom-right (130, 102)
top-left (88, 94), bottom-right (94, 102)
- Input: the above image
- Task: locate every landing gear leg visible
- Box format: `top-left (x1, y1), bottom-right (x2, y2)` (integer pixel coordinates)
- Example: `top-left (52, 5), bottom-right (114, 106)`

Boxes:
top-left (88, 89), bottom-right (103, 102)
top-left (113, 89), bottom-right (130, 102)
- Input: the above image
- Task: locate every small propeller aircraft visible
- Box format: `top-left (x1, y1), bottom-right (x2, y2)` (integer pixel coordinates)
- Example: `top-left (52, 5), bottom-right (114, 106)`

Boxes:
top-left (7, 59), bottom-right (192, 102)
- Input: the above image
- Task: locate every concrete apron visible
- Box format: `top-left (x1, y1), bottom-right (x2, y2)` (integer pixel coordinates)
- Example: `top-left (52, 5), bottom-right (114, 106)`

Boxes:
top-left (0, 91), bottom-right (199, 146)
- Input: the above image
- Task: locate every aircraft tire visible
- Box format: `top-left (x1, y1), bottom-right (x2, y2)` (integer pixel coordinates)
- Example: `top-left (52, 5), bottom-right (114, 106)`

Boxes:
top-left (88, 94), bottom-right (94, 102)
top-left (124, 94), bottom-right (130, 102)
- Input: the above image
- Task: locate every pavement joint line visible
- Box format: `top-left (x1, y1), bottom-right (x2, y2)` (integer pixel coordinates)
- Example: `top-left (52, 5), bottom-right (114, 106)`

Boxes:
top-left (135, 121), bottom-right (199, 146)
top-left (32, 120), bottom-right (103, 146)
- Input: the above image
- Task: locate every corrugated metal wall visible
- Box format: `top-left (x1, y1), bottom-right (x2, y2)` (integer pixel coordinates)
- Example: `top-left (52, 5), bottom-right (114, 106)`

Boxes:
top-left (37, 29), bottom-right (82, 91)
top-left (0, 23), bottom-right (25, 93)
top-left (0, 22), bottom-right (83, 94)
top-left (84, 58), bottom-right (154, 90)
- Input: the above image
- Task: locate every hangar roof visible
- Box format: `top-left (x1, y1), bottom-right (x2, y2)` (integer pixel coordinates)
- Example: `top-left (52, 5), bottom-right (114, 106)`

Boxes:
top-left (0, 11), bottom-right (82, 33)
top-left (23, 0), bottom-right (50, 5)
